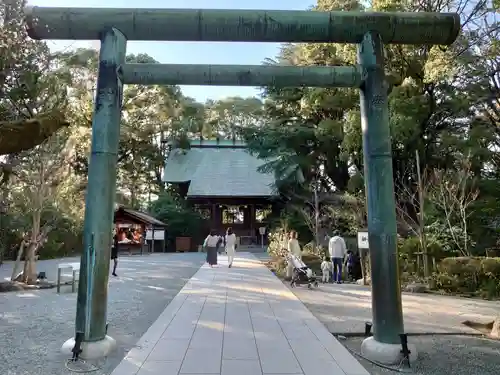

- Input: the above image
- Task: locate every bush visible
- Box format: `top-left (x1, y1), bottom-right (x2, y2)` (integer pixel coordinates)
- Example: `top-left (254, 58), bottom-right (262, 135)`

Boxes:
top-left (397, 235), bottom-right (446, 276)
top-left (267, 256), bottom-right (287, 277)
top-left (1, 207), bottom-right (84, 261)
top-left (398, 236), bottom-right (420, 274)
top-left (150, 192), bottom-right (207, 250)
top-left (302, 241), bottom-right (326, 257)
top-left (267, 227), bottom-right (288, 258)
top-left (432, 257), bottom-right (500, 298)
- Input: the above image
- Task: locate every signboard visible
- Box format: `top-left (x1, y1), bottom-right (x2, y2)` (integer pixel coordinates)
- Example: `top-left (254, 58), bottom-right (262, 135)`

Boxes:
top-left (357, 231), bottom-right (369, 249)
top-left (259, 227), bottom-right (266, 248)
top-left (146, 230), bottom-right (165, 240)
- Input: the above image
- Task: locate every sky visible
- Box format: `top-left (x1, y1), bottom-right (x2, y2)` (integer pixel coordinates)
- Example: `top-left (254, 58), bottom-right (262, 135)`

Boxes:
top-left (28, 0), bottom-right (314, 103)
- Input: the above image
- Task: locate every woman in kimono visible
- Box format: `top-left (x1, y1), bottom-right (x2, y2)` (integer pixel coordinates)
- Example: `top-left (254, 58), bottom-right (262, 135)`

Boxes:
top-left (204, 229), bottom-right (220, 267)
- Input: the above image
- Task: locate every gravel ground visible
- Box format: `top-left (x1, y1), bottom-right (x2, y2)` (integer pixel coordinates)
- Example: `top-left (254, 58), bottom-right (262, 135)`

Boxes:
top-left (340, 335), bottom-right (500, 375)
top-left (0, 253), bottom-right (205, 375)
top-left (252, 254), bottom-right (500, 374)
top-left (284, 278), bottom-right (500, 375)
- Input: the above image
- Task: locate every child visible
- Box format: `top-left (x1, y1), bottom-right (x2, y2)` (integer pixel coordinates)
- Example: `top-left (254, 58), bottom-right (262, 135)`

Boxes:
top-left (321, 256), bottom-right (331, 283)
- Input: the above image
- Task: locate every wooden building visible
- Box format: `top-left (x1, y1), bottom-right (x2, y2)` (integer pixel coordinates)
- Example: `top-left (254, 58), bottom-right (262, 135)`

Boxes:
top-left (163, 139), bottom-right (280, 245)
top-left (114, 206), bottom-right (167, 253)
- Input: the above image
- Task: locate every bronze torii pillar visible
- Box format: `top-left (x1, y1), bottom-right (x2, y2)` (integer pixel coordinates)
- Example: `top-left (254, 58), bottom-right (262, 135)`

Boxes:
top-left (25, 6), bottom-right (459, 364)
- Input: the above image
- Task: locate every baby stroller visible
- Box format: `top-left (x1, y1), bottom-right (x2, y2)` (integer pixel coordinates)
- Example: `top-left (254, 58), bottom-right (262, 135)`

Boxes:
top-left (288, 254), bottom-right (319, 289)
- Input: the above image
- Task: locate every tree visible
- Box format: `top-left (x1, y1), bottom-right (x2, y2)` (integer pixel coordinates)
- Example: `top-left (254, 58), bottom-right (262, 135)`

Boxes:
top-left (428, 159), bottom-right (480, 257)
top-left (57, 49), bottom-right (197, 206)
top-left (9, 129), bottom-right (73, 283)
top-left (289, 188), bottom-right (328, 253)
top-left (149, 191), bottom-right (206, 247)
top-left (205, 96), bottom-right (264, 138)
top-left (0, 1), bottom-right (77, 281)
top-left (241, 0), bottom-right (499, 256)
top-left (0, 1), bottom-right (69, 154)
top-left (395, 151), bottom-right (433, 276)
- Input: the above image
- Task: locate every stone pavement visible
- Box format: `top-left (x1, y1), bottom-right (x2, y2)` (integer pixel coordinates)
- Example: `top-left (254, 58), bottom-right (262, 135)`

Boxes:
top-left (111, 253), bottom-right (369, 375)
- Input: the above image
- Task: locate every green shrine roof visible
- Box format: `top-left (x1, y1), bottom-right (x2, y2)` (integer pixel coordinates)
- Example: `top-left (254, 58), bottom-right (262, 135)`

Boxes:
top-left (163, 140), bottom-right (276, 198)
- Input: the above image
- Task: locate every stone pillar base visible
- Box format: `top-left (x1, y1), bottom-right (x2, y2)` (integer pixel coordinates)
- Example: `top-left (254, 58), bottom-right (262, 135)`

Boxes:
top-left (361, 336), bottom-right (418, 365)
top-left (61, 335), bottom-right (116, 360)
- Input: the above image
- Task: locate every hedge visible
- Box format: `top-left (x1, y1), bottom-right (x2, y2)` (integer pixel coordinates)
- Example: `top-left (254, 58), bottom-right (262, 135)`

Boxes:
top-left (432, 257), bottom-right (500, 298)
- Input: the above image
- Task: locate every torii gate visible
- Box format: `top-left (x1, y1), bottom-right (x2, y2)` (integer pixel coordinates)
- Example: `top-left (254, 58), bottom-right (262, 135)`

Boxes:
top-left (25, 6), bottom-right (459, 365)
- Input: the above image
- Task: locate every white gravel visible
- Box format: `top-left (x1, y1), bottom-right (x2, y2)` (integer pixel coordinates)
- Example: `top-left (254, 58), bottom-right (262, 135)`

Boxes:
top-left (283, 276), bottom-right (500, 375)
top-left (341, 335), bottom-right (500, 375)
top-left (0, 253), bottom-right (205, 375)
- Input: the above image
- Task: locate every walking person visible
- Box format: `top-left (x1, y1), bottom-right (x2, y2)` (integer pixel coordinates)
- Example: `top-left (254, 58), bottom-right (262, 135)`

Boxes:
top-left (204, 230), bottom-right (220, 267)
top-left (345, 250), bottom-right (355, 281)
top-left (225, 227), bottom-right (237, 268)
top-left (216, 233), bottom-right (224, 255)
top-left (286, 231), bottom-right (302, 279)
top-left (288, 231), bottom-right (302, 259)
top-left (329, 230), bottom-right (347, 284)
top-left (111, 229), bottom-right (119, 277)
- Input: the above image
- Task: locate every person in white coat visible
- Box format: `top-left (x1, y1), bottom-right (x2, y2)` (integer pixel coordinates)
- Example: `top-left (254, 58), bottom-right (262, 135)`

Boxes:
top-left (328, 230), bottom-right (347, 284)
top-left (288, 231), bottom-right (302, 259)
top-left (225, 227), bottom-right (237, 268)
top-left (286, 231), bottom-right (302, 278)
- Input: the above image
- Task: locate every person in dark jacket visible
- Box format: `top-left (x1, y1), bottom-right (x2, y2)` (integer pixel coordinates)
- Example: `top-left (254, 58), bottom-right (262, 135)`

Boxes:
top-left (204, 230), bottom-right (220, 267)
top-left (111, 230), bottom-right (119, 276)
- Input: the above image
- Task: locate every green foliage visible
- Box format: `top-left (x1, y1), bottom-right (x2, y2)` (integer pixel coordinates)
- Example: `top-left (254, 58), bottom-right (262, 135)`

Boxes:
top-left (1, 0), bottom-right (500, 291)
top-left (0, 1), bottom-right (70, 154)
top-left (433, 257), bottom-right (500, 299)
top-left (397, 235), bottom-right (443, 275)
top-left (0, 204), bottom-right (83, 260)
top-left (277, 209), bottom-right (314, 246)
top-left (398, 236), bottom-right (422, 274)
top-left (149, 192), bottom-right (206, 249)
top-left (425, 221), bottom-right (475, 257)
top-left (206, 96), bottom-right (264, 138)
top-left (267, 227), bottom-right (289, 259)
top-left (38, 211), bottom-right (83, 259)
top-left (240, 0), bottom-right (500, 262)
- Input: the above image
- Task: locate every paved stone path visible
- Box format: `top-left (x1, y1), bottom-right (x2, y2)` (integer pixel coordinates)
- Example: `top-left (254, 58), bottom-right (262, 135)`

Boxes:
top-left (111, 253), bottom-right (368, 375)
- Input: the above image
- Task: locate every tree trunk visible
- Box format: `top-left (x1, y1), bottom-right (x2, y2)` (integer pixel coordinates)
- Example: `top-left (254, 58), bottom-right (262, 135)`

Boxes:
top-left (0, 172), bottom-right (10, 265)
top-left (360, 249), bottom-right (370, 285)
top-left (416, 150), bottom-right (430, 278)
top-left (24, 242), bottom-right (38, 284)
top-left (23, 210), bottom-right (41, 285)
top-left (313, 184), bottom-right (319, 252)
top-left (491, 316), bottom-right (500, 339)
top-left (11, 239), bottom-right (26, 281)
